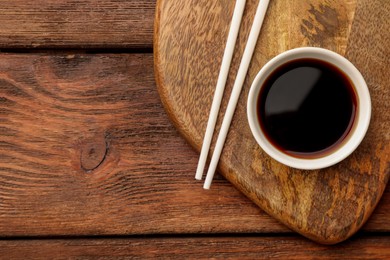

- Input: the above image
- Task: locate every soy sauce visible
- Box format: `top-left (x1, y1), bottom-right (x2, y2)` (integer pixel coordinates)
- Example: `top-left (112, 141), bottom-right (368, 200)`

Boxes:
top-left (257, 58), bottom-right (357, 158)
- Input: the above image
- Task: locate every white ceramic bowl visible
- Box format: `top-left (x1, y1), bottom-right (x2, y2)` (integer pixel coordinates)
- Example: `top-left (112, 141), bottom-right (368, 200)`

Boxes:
top-left (247, 47), bottom-right (371, 170)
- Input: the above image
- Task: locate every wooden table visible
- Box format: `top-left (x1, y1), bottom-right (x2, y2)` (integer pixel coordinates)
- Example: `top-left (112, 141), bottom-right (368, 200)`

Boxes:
top-left (1, 0), bottom-right (389, 258)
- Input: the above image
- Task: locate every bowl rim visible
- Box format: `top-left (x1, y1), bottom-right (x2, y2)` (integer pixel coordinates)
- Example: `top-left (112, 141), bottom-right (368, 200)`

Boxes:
top-left (247, 47), bottom-right (371, 170)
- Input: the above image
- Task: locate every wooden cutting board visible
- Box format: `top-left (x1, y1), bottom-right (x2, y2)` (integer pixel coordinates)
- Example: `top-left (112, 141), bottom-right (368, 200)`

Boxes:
top-left (154, 0), bottom-right (389, 244)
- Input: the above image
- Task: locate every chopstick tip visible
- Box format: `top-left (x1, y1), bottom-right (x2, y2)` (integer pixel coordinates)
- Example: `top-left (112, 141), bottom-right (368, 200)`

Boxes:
top-left (203, 183), bottom-right (211, 190)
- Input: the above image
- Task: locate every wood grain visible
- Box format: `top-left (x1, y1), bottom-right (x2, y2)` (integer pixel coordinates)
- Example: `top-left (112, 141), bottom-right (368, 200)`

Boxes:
top-left (0, 0), bottom-right (155, 49)
top-left (0, 53), bottom-right (388, 239)
top-left (0, 2), bottom-right (388, 254)
top-left (0, 53), bottom-right (290, 236)
top-left (1, 236), bottom-right (390, 259)
top-left (154, 0), bottom-right (390, 244)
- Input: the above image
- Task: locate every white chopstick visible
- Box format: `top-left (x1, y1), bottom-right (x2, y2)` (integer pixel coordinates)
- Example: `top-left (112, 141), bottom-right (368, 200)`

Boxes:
top-left (203, 0), bottom-right (270, 189)
top-left (195, 0), bottom-right (247, 180)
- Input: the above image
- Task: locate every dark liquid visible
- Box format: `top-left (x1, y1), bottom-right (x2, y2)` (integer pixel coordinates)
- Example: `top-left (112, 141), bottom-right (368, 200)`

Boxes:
top-left (257, 58), bottom-right (357, 158)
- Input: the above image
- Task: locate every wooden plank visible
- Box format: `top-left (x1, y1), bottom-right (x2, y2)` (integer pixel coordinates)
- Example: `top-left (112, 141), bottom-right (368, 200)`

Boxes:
top-left (0, 0), bottom-right (155, 49)
top-left (0, 53), bottom-right (388, 237)
top-left (1, 236), bottom-right (390, 259)
top-left (0, 52), bottom-right (285, 236)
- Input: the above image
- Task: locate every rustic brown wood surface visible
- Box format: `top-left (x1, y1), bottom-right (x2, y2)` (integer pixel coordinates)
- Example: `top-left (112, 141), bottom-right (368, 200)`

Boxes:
top-left (1, 236), bottom-right (390, 259)
top-left (155, 0), bottom-right (390, 244)
top-left (0, 0), bottom-right (155, 49)
top-left (0, 0), bottom-right (389, 258)
top-left (0, 53), bottom-right (289, 236)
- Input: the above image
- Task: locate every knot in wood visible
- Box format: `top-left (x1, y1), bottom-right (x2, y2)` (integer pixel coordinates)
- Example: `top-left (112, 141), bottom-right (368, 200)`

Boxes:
top-left (80, 139), bottom-right (108, 172)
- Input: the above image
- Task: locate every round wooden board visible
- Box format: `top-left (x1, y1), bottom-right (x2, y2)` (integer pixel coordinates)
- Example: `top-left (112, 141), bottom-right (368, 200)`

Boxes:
top-left (154, 0), bottom-right (390, 244)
